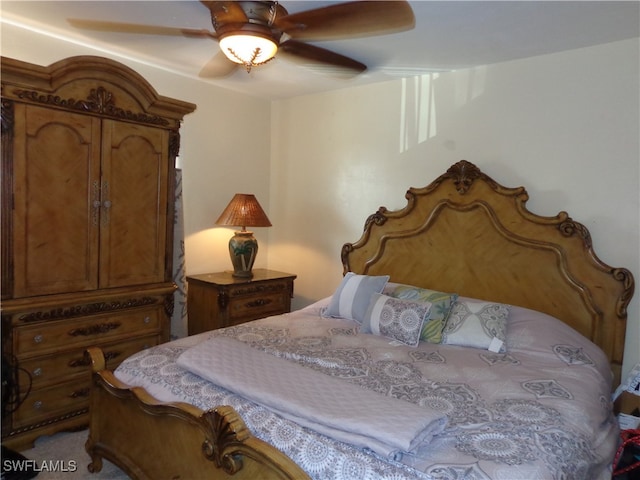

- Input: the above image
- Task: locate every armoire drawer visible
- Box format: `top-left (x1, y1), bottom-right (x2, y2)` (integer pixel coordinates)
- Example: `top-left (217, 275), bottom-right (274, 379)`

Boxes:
top-left (14, 307), bottom-right (161, 358)
top-left (13, 377), bottom-right (91, 429)
top-left (17, 334), bottom-right (160, 390)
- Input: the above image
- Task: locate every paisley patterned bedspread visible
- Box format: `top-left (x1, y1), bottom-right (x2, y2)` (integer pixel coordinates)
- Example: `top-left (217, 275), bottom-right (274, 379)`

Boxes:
top-left (115, 298), bottom-right (619, 480)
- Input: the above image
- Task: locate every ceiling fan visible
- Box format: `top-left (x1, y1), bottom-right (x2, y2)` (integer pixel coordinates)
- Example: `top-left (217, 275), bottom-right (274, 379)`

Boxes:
top-left (68, 1), bottom-right (415, 78)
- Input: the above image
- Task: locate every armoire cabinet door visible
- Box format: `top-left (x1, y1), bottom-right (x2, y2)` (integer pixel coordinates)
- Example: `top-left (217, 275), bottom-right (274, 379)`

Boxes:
top-left (99, 120), bottom-right (169, 288)
top-left (12, 104), bottom-right (101, 297)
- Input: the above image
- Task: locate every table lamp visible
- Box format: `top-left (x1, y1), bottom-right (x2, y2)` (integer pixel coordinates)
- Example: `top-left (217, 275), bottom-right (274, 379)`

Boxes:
top-left (215, 194), bottom-right (272, 278)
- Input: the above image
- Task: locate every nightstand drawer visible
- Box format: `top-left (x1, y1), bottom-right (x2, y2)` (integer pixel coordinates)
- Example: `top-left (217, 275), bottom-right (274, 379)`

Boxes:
top-left (228, 292), bottom-right (289, 324)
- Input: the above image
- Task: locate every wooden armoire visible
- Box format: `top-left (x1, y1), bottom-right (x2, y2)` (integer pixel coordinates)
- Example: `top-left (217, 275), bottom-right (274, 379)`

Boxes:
top-left (1, 56), bottom-right (196, 449)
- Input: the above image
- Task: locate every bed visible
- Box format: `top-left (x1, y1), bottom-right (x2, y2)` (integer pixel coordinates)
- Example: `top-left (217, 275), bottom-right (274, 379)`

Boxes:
top-left (85, 160), bottom-right (634, 480)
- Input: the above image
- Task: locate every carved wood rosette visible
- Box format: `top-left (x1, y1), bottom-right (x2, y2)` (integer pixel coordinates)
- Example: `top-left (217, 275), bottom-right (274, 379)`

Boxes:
top-left (201, 406), bottom-right (248, 474)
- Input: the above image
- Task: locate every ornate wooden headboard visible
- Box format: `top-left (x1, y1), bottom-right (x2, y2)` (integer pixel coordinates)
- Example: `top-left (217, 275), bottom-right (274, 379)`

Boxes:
top-left (342, 160), bottom-right (634, 385)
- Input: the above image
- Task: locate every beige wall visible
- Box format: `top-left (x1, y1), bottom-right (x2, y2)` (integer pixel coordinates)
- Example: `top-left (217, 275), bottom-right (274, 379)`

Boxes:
top-left (2, 22), bottom-right (638, 382)
top-left (269, 39), bottom-right (640, 381)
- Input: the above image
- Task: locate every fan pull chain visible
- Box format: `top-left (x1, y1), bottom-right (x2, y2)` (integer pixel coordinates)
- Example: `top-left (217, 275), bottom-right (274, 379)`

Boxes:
top-left (268, 2), bottom-right (279, 26)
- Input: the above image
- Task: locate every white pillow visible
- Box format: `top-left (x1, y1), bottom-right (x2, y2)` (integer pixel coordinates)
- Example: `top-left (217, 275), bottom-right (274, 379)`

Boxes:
top-left (441, 298), bottom-right (509, 352)
top-left (362, 293), bottom-right (431, 347)
top-left (322, 272), bottom-right (389, 323)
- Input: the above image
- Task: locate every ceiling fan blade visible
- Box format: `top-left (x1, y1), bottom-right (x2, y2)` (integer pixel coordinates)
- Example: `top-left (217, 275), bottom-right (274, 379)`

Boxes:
top-left (198, 51), bottom-right (239, 78)
top-left (68, 18), bottom-right (217, 39)
top-left (199, 1), bottom-right (249, 24)
top-left (274, 1), bottom-right (415, 41)
top-left (279, 40), bottom-right (366, 76)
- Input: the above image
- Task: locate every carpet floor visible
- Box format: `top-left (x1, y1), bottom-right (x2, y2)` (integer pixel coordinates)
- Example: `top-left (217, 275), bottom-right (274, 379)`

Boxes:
top-left (14, 430), bottom-right (128, 479)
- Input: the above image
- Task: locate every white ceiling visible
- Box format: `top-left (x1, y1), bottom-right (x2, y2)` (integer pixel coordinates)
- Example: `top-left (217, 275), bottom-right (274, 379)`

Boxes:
top-left (2, 1), bottom-right (639, 100)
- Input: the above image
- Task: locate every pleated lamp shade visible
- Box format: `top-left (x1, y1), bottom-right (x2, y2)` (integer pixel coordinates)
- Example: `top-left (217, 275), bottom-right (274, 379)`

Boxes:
top-left (215, 194), bottom-right (272, 231)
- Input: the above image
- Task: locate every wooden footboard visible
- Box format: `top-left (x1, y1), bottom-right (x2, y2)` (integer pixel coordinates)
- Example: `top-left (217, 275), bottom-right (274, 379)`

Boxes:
top-left (85, 347), bottom-right (310, 480)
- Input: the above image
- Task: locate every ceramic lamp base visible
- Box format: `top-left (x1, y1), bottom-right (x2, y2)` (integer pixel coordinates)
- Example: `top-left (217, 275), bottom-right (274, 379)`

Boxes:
top-left (228, 230), bottom-right (258, 278)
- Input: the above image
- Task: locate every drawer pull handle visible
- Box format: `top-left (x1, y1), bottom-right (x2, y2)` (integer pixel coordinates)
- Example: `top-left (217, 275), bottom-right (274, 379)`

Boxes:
top-left (247, 299), bottom-right (272, 308)
top-left (68, 357), bottom-right (91, 368)
top-left (104, 351), bottom-right (122, 362)
top-left (69, 350), bottom-right (121, 368)
top-left (143, 316), bottom-right (150, 324)
top-left (33, 400), bottom-right (43, 410)
top-left (32, 367), bottom-right (43, 377)
top-left (218, 292), bottom-right (229, 309)
top-left (68, 322), bottom-right (121, 337)
top-left (69, 388), bottom-right (90, 399)
top-left (33, 334), bottom-right (44, 344)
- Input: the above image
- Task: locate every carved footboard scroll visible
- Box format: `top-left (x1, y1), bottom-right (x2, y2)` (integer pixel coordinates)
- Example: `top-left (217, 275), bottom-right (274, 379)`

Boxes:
top-left (85, 347), bottom-right (310, 480)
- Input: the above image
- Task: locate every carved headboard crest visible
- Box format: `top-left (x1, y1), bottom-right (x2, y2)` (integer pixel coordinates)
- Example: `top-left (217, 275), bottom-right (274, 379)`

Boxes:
top-left (445, 160), bottom-right (482, 194)
top-left (358, 160), bottom-right (497, 233)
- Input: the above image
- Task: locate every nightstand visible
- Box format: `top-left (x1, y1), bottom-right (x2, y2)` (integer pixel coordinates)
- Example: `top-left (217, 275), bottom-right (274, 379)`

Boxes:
top-left (186, 269), bottom-right (296, 335)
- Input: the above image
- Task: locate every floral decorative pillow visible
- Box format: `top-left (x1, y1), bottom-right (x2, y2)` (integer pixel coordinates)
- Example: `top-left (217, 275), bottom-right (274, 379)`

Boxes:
top-left (361, 293), bottom-right (431, 347)
top-left (390, 285), bottom-right (458, 343)
top-left (441, 299), bottom-right (510, 352)
top-left (321, 272), bottom-right (389, 323)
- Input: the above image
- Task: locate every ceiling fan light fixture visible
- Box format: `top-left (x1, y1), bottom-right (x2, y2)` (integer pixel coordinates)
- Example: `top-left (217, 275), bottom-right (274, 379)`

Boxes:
top-left (219, 32), bottom-right (278, 72)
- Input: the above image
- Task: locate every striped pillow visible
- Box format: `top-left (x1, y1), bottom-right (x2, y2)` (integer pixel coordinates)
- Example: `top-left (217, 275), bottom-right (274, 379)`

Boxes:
top-left (322, 272), bottom-right (389, 324)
